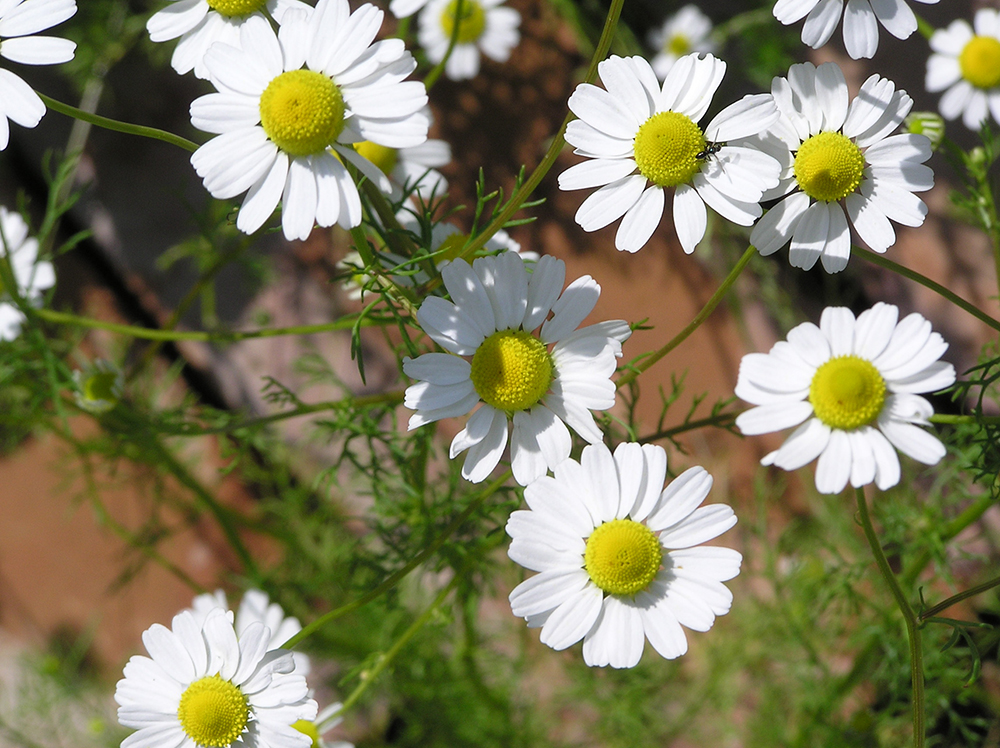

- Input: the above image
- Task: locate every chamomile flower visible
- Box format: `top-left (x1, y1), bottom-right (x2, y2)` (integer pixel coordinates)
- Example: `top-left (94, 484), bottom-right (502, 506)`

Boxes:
top-left (187, 589), bottom-right (310, 674)
top-left (73, 360), bottom-right (124, 414)
top-left (338, 215), bottom-right (526, 301)
top-left (354, 124), bottom-right (451, 203)
top-left (772, 0), bottom-right (938, 59)
top-left (926, 9), bottom-right (1000, 130)
top-left (293, 703), bottom-right (353, 748)
top-left (0, 0), bottom-right (77, 150)
top-left (115, 608), bottom-right (317, 748)
top-left (558, 53), bottom-right (781, 254)
top-left (648, 5), bottom-right (715, 80)
top-left (735, 303), bottom-right (956, 494)
top-left (403, 253), bottom-right (630, 486)
top-left (750, 62), bottom-right (933, 273)
top-left (507, 442), bottom-right (741, 669)
top-left (0, 206), bottom-right (54, 341)
top-left (189, 1), bottom-right (429, 241)
top-left (417, 0), bottom-right (520, 82)
top-left (146, 0), bottom-right (308, 80)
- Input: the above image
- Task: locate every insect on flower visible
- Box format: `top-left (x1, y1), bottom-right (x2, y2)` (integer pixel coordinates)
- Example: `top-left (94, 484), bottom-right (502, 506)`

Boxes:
top-left (695, 140), bottom-right (726, 160)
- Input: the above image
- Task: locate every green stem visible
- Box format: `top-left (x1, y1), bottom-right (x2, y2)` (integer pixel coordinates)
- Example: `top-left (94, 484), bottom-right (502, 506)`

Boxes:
top-left (853, 246), bottom-right (1000, 333)
top-left (39, 93), bottom-right (199, 153)
top-left (339, 574), bottom-right (458, 713)
top-left (423, 0), bottom-right (464, 90)
top-left (914, 12), bottom-right (935, 41)
top-left (920, 574), bottom-right (1000, 621)
top-left (902, 492), bottom-right (996, 589)
top-left (855, 487), bottom-right (925, 748)
top-left (452, 0), bottom-right (626, 266)
top-left (280, 470), bottom-right (511, 650)
top-left (929, 414), bottom-right (1000, 425)
top-left (33, 307), bottom-right (389, 341)
top-left (617, 245), bottom-right (755, 389)
top-left (637, 412), bottom-right (738, 443)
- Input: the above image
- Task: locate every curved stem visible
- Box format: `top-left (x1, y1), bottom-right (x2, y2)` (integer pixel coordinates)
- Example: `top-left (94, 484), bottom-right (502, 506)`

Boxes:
top-left (852, 246), bottom-right (1000, 333)
top-left (33, 307), bottom-right (388, 341)
top-left (279, 470), bottom-right (510, 650)
top-left (423, 0), bottom-right (464, 90)
top-left (637, 411), bottom-right (738, 444)
top-left (855, 487), bottom-right (925, 748)
top-left (339, 574), bottom-right (458, 713)
top-left (616, 245), bottom-right (755, 389)
top-left (452, 0), bottom-right (627, 265)
top-left (39, 93), bottom-right (199, 153)
top-left (929, 413), bottom-right (1000, 425)
top-left (920, 573), bottom-right (1000, 621)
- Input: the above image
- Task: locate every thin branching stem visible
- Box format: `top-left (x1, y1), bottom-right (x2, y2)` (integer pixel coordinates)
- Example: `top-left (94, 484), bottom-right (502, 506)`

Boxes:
top-left (920, 574), bottom-right (1000, 621)
top-left (855, 486), bottom-right (925, 748)
top-left (637, 412), bottom-right (738, 443)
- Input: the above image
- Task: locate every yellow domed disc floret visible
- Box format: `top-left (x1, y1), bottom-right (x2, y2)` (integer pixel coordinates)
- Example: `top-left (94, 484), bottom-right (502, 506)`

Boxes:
top-left (633, 111), bottom-right (707, 188)
top-left (441, 0), bottom-right (487, 44)
top-left (470, 330), bottom-right (553, 412)
top-left (809, 355), bottom-right (887, 431)
top-left (354, 141), bottom-right (399, 176)
top-left (793, 131), bottom-right (866, 203)
top-left (584, 518), bottom-right (663, 597)
top-left (177, 675), bottom-right (249, 748)
top-left (207, 0), bottom-right (267, 18)
top-left (667, 34), bottom-right (691, 56)
top-left (259, 70), bottom-right (346, 158)
top-left (960, 35), bottom-right (1000, 90)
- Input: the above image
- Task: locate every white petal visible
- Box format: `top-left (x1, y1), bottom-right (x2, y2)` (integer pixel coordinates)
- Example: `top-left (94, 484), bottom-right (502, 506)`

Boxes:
top-left (842, 0), bottom-right (879, 58)
top-left (673, 183), bottom-right (707, 253)
top-left (763, 418), bottom-right (831, 470)
top-left (574, 174), bottom-right (648, 232)
top-left (615, 185), bottom-right (664, 253)
top-left (814, 428), bottom-right (852, 494)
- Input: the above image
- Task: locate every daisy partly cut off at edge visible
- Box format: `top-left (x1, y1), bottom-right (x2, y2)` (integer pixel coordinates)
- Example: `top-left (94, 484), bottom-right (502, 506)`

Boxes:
top-left (146, 0), bottom-right (309, 80)
top-left (403, 252), bottom-right (630, 486)
top-left (750, 62), bottom-right (933, 273)
top-left (417, 0), bottom-right (520, 82)
top-left (0, 0), bottom-right (76, 150)
top-left (558, 53), bottom-right (781, 254)
top-left (647, 5), bottom-right (716, 81)
top-left (926, 8), bottom-right (1000, 131)
top-left (507, 442), bottom-right (741, 669)
top-left (189, 0), bottom-right (429, 241)
top-left (735, 303), bottom-right (956, 495)
top-left (772, 0), bottom-right (938, 59)
top-left (115, 608), bottom-right (317, 748)
top-left (0, 205), bottom-right (55, 340)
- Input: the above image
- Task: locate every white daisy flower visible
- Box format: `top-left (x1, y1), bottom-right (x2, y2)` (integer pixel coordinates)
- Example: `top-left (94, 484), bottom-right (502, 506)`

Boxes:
top-left (187, 589), bottom-right (310, 674)
top-left (647, 5), bottom-right (715, 81)
top-left (417, 0), bottom-right (520, 82)
top-left (189, 1), bottom-right (429, 241)
top-left (750, 62), bottom-right (933, 273)
top-left (735, 302), bottom-right (956, 495)
top-left (0, 0), bottom-right (76, 150)
top-left (354, 116), bottom-right (451, 203)
top-left (146, 0), bottom-right (308, 80)
top-left (73, 359), bottom-right (124, 414)
top-left (558, 53), bottom-right (781, 254)
top-left (338, 215), bottom-right (527, 301)
top-left (507, 442), bottom-right (742, 669)
top-left (115, 608), bottom-right (318, 748)
top-left (294, 703), bottom-right (353, 748)
top-left (0, 206), bottom-right (54, 340)
top-left (926, 9), bottom-right (1000, 131)
top-left (403, 252), bottom-right (630, 486)
top-left (772, 0), bottom-right (938, 60)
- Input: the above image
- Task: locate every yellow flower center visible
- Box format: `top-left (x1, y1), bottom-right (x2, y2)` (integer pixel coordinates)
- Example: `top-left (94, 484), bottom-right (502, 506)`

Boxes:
top-left (959, 35), bottom-right (1000, 90)
top-left (809, 355), bottom-right (887, 431)
top-left (354, 141), bottom-right (399, 176)
top-left (667, 34), bottom-right (690, 56)
top-left (633, 111), bottom-right (706, 188)
top-left (584, 519), bottom-right (663, 597)
top-left (470, 329), bottom-right (553, 412)
top-left (206, 0), bottom-right (267, 17)
top-left (176, 675), bottom-right (249, 748)
top-left (793, 131), bottom-right (866, 202)
top-left (259, 70), bottom-right (345, 158)
top-left (292, 721), bottom-right (321, 748)
top-left (441, 0), bottom-right (487, 44)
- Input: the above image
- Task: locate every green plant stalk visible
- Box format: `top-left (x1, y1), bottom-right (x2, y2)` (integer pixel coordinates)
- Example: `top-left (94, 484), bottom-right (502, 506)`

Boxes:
top-left (617, 245), bottom-right (755, 389)
top-left (853, 246), bottom-right (1000, 332)
top-left (929, 413), bottom-right (1000, 425)
top-left (280, 470), bottom-right (511, 649)
top-left (423, 0), bottom-right (465, 90)
top-left (920, 573), bottom-right (1000, 621)
top-left (339, 573), bottom-right (459, 713)
top-left (33, 307), bottom-right (388, 341)
top-left (902, 492), bottom-right (996, 589)
top-left (855, 487), bottom-right (925, 748)
top-left (638, 411), bottom-right (738, 443)
top-left (454, 0), bottom-right (627, 264)
top-left (39, 93), bottom-right (199, 153)
top-left (914, 12), bottom-right (935, 41)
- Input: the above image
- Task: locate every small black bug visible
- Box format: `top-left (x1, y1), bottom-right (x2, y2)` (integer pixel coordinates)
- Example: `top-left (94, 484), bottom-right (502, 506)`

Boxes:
top-left (695, 141), bottom-right (726, 161)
